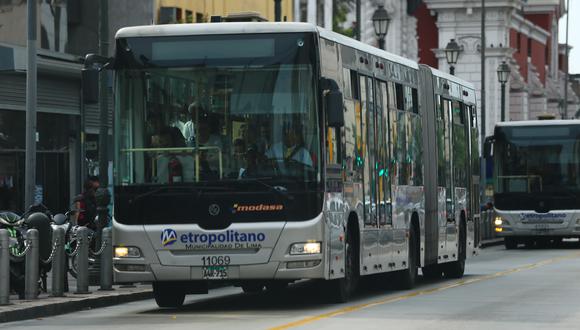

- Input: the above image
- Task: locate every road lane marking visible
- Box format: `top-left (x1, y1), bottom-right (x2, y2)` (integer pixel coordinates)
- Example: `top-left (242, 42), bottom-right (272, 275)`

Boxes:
top-left (269, 252), bottom-right (580, 330)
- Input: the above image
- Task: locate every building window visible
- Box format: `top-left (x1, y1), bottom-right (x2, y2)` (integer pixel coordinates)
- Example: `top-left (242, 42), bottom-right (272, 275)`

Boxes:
top-left (196, 12), bottom-right (204, 23)
top-left (185, 10), bottom-right (193, 23)
top-left (300, 0), bottom-right (307, 22)
top-left (527, 38), bottom-right (532, 58)
top-left (517, 32), bottom-right (521, 53)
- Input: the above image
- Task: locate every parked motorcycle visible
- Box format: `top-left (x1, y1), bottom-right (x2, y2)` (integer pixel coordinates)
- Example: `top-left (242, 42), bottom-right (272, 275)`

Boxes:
top-left (0, 205), bottom-right (53, 298)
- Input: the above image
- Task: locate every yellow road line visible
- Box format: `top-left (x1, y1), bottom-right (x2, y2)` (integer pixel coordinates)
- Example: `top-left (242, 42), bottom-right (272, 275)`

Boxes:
top-left (269, 252), bottom-right (580, 330)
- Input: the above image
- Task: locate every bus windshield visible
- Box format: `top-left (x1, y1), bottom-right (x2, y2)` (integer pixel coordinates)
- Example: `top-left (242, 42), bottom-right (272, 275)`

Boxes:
top-left (494, 124), bottom-right (580, 210)
top-left (113, 33), bottom-right (323, 226)
top-left (115, 33), bottom-right (320, 186)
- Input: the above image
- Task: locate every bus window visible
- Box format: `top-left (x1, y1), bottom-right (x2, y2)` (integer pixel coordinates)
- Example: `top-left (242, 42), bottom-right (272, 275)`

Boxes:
top-left (395, 83), bottom-right (404, 111)
top-left (378, 81), bottom-right (392, 226)
top-left (411, 88), bottom-right (419, 114)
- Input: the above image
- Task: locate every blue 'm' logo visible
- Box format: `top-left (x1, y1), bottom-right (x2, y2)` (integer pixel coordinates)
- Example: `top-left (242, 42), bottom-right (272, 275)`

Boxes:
top-left (161, 229), bottom-right (177, 247)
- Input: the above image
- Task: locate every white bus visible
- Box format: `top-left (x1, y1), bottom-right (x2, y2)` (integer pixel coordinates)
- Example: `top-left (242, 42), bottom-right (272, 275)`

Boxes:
top-left (95, 22), bottom-right (480, 307)
top-left (492, 120), bottom-right (580, 248)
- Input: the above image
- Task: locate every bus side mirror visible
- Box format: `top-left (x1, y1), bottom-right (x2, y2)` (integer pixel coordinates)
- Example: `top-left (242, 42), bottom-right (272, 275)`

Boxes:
top-left (82, 68), bottom-right (99, 104)
top-left (484, 136), bottom-right (494, 158)
top-left (326, 90), bottom-right (344, 127)
top-left (322, 78), bottom-right (344, 127)
top-left (82, 53), bottom-right (114, 104)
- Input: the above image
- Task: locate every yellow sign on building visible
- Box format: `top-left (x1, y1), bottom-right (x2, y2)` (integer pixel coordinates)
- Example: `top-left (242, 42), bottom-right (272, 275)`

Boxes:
top-left (155, 0), bottom-right (294, 24)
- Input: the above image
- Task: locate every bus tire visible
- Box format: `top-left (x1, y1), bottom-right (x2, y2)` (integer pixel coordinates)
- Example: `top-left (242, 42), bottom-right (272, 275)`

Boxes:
top-left (444, 220), bottom-right (466, 279)
top-left (327, 225), bottom-right (359, 303)
top-left (421, 264), bottom-right (443, 279)
top-left (504, 237), bottom-right (517, 250)
top-left (395, 225), bottom-right (418, 289)
top-left (153, 282), bottom-right (185, 308)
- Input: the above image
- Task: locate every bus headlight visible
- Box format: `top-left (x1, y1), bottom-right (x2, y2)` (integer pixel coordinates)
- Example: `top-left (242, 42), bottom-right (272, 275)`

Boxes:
top-left (114, 246), bottom-right (142, 258)
top-left (290, 242), bottom-right (321, 255)
top-left (494, 216), bottom-right (503, 226)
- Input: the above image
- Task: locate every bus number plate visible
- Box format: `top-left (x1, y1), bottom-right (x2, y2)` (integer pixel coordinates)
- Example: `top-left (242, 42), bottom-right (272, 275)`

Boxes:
top-left (202, 266), bottom-right (228, 280)
top-left (201, 256), bottom-right (230, 280)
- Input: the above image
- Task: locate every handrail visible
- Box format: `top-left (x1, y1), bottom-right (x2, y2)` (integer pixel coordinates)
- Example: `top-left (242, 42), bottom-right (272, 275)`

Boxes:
top-left (121, 146), bottom-right (223, 180)
top-left (497, 175), bottom-right (542, 192)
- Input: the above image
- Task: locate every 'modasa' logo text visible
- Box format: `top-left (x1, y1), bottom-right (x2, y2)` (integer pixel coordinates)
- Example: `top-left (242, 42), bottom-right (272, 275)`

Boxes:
top-left (161, 229), bottom-right (177, 247)
top-left (232, 203), bottom-right (284, 213)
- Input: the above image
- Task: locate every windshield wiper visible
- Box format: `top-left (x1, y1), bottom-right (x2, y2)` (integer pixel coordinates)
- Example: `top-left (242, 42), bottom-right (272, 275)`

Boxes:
top-left (240, 177), bottom-right (294, 202)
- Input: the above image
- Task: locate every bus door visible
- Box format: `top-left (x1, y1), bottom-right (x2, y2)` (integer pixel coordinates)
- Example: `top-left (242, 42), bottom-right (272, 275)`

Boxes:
top-left (436, 96), bottom-right (454, 256)
top-left (376, 80), bottom-right (394, 269)
top-left (360, 74), bottom-right (381, 274)
top-left (450, 100), bottom-right (469, 254)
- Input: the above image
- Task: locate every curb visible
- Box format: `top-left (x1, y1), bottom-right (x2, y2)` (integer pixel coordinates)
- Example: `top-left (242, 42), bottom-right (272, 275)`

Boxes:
top-left (0, 289), bottom-right (153, 324)
top-left (480, 238), bottom-right (504, 249)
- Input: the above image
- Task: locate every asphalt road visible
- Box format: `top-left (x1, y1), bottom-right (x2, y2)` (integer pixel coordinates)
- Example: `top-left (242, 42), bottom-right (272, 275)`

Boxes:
top-left (3, 240), bottom-right (580, 330)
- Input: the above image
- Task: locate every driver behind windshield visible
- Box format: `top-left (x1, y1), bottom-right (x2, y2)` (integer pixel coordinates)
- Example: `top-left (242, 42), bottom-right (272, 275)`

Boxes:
top-left (265, 122), bottom-right (313, 167)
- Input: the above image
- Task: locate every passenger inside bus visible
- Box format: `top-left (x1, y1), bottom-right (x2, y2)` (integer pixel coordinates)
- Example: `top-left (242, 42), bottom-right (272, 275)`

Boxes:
top-left (197, 116), bottom-right (224, 179)
top-left (183, 101), bottom-right (203, 147)
top-left (152, 127), bottom-right (194, 183)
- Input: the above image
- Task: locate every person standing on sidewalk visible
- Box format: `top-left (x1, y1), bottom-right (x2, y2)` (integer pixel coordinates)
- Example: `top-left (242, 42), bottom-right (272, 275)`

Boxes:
top-left (72, 176), bottom-right (100, 229)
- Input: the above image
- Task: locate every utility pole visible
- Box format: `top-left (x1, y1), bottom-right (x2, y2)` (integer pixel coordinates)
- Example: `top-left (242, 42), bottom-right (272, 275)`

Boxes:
top-left (99, 0), bottom-right (109, 187)
top-left (563, 0), bottom-right (570, 119)
top-left (274, 0), bottom-right (281, 22)
top-left (480, 0), bottom-right (487, 204)
top-left (25, 0), bottom-right (38, 209)
top-left (356, 0), bottom-right (361, 40)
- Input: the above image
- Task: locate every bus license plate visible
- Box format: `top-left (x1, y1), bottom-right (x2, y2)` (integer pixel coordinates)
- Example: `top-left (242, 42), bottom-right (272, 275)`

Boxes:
top-left (202, 266), bottom-right (228, 280)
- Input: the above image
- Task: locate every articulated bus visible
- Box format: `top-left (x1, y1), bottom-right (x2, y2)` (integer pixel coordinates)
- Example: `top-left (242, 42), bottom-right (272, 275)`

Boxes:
top-left (492, 120), bottom-right (580, 248)
top-left (104, 22), bottom-right (480, 307)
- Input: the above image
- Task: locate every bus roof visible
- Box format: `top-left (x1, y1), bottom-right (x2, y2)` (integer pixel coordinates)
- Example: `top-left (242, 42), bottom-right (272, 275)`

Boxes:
top-left (116, 22), bottom-right (317, 39)
top-left (496, 119), bottom-right (580, 127)
top-left (115, 22), bottom-right (419, 68)
top-left (316, 27), bottom-right (418, 70)
top-left (115, 22), bottom-right (477, 90)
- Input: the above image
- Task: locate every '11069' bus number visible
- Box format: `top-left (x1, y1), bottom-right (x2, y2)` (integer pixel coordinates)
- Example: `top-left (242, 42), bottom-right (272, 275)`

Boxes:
top-left (202, 256), bottom-right (231, 266)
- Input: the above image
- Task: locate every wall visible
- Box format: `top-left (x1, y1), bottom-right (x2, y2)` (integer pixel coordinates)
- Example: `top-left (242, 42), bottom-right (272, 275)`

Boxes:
top-left (530, 38), bottom-right (546, 84)
top-left (415, 2), bottom-right (437, 68)
top-left (510, 28), bottom-right (528, 82)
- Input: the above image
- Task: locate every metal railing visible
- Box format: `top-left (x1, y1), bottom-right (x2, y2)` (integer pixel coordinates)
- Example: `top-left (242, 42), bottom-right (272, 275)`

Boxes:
top-left (0, 226), bottom-right (112, 305)
top-left (480, 210), bottom-right (498, 242)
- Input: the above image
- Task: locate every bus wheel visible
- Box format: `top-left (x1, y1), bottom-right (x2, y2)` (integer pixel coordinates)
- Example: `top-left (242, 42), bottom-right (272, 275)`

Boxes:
top-left (504, 237), bottom-right (518, 250)
top-left (421, 264), bottom-right (443, 280)
top-left (153, 282), bottom-right (186, 308)
top-left (241, 282), bottom-right (265, 293)
top-left (395, 226), bottom-right (418, 289)
top-left (444, 221), bottom-right (466, 279)
top-left (327, 227), bottom-right (359, 303)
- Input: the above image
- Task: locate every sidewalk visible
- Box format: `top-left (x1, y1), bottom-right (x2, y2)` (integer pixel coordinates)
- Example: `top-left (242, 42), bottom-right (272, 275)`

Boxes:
top-left (0, 274), bottom-right (152, 323)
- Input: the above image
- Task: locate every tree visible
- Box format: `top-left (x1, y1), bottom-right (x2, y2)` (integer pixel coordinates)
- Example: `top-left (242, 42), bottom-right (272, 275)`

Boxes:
top-left (333, 0), bottom-right (355, 38)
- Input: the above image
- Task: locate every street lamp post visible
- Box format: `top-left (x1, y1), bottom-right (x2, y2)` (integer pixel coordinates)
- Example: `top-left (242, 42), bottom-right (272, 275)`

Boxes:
top-left (497, 61), bottom-right (511, 122)
top-left (372, 5), bottom-right (391, 50)
top-left (444, 39), bottom-right (462, 75)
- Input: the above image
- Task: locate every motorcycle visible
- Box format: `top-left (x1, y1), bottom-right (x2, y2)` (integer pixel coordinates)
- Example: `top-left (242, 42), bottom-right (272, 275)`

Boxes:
top-left (0, 205), bottom-right (53, 298)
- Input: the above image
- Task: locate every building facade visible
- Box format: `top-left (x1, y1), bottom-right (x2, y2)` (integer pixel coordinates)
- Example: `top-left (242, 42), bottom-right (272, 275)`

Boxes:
top-left (341, 0), bottom-right (577, 138)
top-left (0, 0), bottom-right (153, 213)
top-left (154, 0), bottom-right (294, 24)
